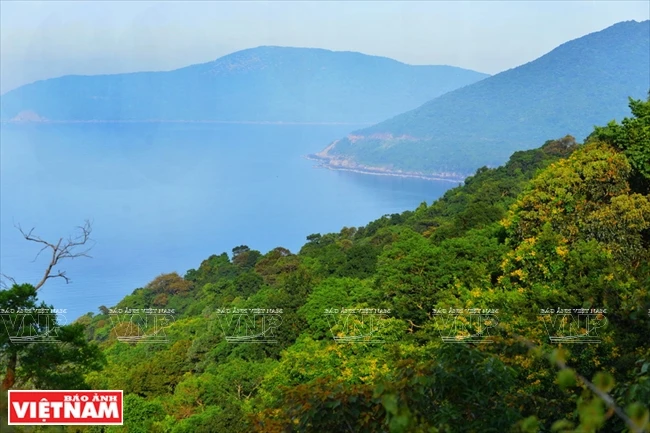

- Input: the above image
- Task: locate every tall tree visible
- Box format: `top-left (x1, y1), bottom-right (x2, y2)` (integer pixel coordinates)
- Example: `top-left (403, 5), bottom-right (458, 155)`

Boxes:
top-left (0, 220), bottom-right (104, 391)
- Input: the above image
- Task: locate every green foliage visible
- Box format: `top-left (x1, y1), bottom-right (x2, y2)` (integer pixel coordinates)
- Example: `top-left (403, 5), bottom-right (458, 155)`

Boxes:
top-left (120, 394), bottom-right (166, 433)
top-left (11, 98), bottom-right (649, 433)
top-left (373, 344), bottom-right (520, 433)
top-left (589, 96), bottom-right (650, 193)
top-left (0, 284), bottom-right (105, 391)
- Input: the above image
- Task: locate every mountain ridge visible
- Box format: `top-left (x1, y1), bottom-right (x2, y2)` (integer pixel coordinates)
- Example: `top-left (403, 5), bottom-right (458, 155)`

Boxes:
top-left (316, 19), bottom-right (650, 177)
top-left (0, 46), bottom-right (489, 124)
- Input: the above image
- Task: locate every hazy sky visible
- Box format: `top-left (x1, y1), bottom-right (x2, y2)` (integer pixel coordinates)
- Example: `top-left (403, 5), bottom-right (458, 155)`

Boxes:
top-left (1, 1), bottom-right (649, 94)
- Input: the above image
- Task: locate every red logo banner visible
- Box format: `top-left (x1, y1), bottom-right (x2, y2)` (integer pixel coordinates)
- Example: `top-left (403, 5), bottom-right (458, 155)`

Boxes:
top-left (7, 390), bottom-right (123, 425)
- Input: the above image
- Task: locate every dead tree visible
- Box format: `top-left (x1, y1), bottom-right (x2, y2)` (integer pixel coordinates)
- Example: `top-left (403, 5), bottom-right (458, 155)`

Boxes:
top-left (1, 220), bottom-right (94, 390)
top-left (7, 220), bottom-right (94, 290)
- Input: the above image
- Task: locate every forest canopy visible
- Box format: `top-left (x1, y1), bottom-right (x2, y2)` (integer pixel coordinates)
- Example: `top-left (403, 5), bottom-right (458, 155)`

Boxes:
top-left (1, 96), bottom-right (649, 433)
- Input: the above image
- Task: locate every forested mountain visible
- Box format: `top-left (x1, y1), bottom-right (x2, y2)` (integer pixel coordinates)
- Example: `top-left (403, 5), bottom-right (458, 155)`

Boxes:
top-left (0, 47), bottom-right (488, 124)
top-left (315, 20), bottom-right (650, 179)
top-left (2, 96), bottom-right (648, 432)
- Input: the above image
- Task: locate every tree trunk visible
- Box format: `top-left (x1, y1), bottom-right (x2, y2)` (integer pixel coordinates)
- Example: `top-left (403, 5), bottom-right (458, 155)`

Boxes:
top-left (2, 351), bottom-right (17, 390)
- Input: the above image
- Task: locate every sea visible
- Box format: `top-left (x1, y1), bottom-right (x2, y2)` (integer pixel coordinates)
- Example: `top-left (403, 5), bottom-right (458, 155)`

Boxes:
top-left (0, 122), bottom-right (457, 320)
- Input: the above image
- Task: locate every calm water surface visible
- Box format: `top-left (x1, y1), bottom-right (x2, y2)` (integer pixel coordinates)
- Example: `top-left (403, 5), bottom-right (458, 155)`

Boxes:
top-left (0, 123), bottom-right (457, 319)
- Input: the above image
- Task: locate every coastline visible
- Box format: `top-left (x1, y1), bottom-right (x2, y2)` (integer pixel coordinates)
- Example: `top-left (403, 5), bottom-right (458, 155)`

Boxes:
top-left (305, 154), bottom-right (466, 183)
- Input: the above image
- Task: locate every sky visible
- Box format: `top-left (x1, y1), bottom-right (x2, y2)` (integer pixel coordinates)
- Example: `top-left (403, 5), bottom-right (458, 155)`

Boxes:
top-left (1, 1), bottom-right (649, 94)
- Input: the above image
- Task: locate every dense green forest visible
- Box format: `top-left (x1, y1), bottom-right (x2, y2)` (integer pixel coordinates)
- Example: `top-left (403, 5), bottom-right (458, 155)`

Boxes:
top-left (1, 96), bottom-right (649, 432)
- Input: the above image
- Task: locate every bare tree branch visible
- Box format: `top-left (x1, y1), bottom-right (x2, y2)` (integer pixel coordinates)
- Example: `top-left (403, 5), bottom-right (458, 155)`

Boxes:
top-left (0, 274), bottom-right (17, 289)
top-left (512, 334), bottom-right (645, 433)
top-left (13, 220), bottom-right (94, 291)
top-left (31, 244), bottom-right (50, 263)
top-left (406, 319), bottom-right (423, 333)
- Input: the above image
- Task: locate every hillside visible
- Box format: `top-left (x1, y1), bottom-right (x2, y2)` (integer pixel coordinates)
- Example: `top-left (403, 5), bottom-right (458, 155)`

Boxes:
top-left (0, 47), bottom-right (488, 124)
top-left (3, 97), bottom-right (649, 432)
top-left (315, 20), bottom-right (650, 179)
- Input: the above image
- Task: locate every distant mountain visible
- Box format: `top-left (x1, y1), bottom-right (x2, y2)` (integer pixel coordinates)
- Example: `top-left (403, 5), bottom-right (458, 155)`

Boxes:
top-left (0, 47), bottom-right (488, 124)
top-left (314, 20), bottom-right (650, 179)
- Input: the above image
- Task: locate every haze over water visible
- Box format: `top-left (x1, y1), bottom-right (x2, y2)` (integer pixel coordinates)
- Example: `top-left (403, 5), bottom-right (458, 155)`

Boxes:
top-left (0, 122), bottom-right (455, 319)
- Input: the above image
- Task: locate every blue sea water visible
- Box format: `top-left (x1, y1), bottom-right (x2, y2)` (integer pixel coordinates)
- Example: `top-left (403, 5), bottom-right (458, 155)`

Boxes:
top-left (0, 122), bottom-right (457, 320)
